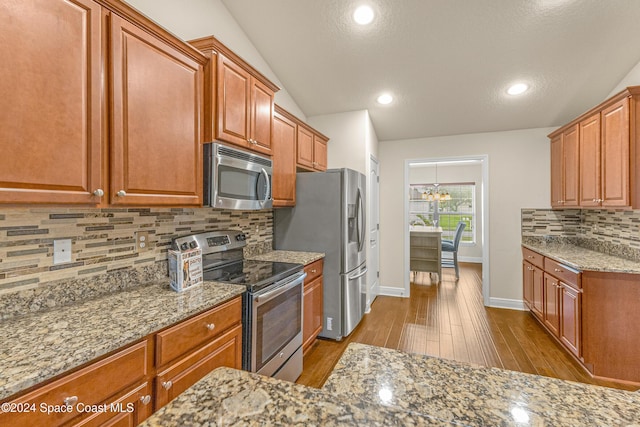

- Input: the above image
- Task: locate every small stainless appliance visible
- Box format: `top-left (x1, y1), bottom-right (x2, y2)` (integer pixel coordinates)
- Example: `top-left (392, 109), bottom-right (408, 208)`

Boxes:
top-left (171, 230), bottom-right (305, 382)
top-left (204, 142), bottom-right (272, 210)
top-left (274, 168), bottom-right (367, 341)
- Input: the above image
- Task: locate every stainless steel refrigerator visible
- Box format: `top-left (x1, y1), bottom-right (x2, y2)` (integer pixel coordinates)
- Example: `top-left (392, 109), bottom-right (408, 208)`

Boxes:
top-left (274, 168), bottom-right (367, 341)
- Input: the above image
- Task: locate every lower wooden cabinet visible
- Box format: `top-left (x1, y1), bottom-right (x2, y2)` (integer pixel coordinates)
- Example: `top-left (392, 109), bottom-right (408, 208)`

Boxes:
top-left (523, 261), bottom-right (544, 319)
top-left (560, 284), bottom-right (581, 358)
top-left (543, 273), bottom-right (561, 336)
top-left (72, 381), bottom-right (153, 427)
top-left (303, 259), bottom-right (324, 353)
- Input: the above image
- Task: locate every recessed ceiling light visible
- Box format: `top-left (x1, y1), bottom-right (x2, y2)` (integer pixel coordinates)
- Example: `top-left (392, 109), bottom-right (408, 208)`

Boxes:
top-left (353, 5), bottom-right (374, 25)
top-left (507, 83), bottom-right (529, 95)
top-left (377, 93), bottom-right (393, 105)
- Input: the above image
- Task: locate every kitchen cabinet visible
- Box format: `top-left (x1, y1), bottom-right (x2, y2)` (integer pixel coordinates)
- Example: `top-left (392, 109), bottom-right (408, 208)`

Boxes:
top-left (188, 36), bottom-right (279, 157)
top-left (560, 283), bottom-right (581, 358)
top-left (0, 0), bottom-right (205, 207)
top-left (0, 340), bottom-right (153, 427)
top-left (272, 108), bottom-right (297, 207)
top-left (549, 86), bottom-right (640, 209)
top-left (154, 296), bottom-right (242, 410)
top-left (550, 125), bottom-right (579, 208)
top-left (543, 273), bottom-right (561, 336)
top-left (303, 259), bottom-right (324, 353)
top-left (297, 125), bottom-right (328, 172)
top-left (522, 256), bottom-right (544, 319)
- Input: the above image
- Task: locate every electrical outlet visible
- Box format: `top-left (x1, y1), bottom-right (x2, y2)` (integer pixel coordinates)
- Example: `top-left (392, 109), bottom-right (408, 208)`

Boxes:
top-left (53, 239), bottom-right (72, 264)
top-left (136, 231), bottom-right (149, 252)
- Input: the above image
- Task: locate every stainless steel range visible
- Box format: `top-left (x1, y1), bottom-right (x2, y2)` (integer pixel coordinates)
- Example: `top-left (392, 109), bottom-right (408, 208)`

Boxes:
top-left (171, 230), bottom-right (306, 382)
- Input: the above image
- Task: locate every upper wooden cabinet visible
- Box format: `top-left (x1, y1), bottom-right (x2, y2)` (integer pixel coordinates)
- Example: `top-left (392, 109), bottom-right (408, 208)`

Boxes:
top-left (549, 87), bottom-right (640, 209)
top-left (0, 0), bottom-right (206, 206)
top-left (0, 0), bottom-right (103, 204)
top-left (550, 125), bottom-right (579, 208)
top-left (273, 108), bottom-right (297, 207)
top-left (189, 36), bottom-right (279, 156)
top-left (297, 125), bottom-right (328, 172)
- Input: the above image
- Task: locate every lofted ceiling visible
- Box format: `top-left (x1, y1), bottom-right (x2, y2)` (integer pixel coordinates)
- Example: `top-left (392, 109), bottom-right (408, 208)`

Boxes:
top-left (220, 0), bottom-right (640, 141)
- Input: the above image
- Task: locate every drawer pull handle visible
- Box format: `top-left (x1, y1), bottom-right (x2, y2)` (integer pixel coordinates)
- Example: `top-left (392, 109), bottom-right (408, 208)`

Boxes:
top-left (162, 381), bottom-right (173, 390)
top-left (93, 189), bottom-right (104, 197)
top-left (140, 395), bottom-right (151, 405)
top-left (527, 256), bottom-right (533, 259)
top-left (63, 396), bottom-right (78, 406)
top-left (279, 352), bottom-right (285, 358)
top-left (116, 190), bottom-right (127, 197)
top-left (206, 323), bottom-right (215, 331)
top-left (554, 268), bottom-right (562, 273)
top-left (310, 269), bottom-right (317, 273)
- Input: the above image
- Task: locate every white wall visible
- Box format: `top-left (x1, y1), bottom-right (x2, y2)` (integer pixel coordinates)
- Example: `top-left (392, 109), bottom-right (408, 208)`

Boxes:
top-left (379, 127), bottom-right (553, 307)
top-left (608, 58), bottom-right (640, 97)
top-left (124, 0), bottom-right (305, 119)
top-left (409, 163), bottom-right (483, 260)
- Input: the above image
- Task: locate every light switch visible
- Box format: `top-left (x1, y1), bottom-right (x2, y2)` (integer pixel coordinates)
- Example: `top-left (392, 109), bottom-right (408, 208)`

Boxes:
top-left (53, 239), bottom-right (72, 264)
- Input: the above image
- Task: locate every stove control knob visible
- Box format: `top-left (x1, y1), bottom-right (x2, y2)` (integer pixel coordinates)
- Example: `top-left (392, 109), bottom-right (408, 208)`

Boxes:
top-left (180, 242), bottom-right (189, 251)
top-left (189, 241), bottom-right (198, 249)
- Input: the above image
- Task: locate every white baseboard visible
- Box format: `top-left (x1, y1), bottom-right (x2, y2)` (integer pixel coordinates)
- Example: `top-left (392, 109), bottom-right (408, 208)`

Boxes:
top-left (487, 297), bottom-right (527, 311)
top-left (458, 256), bottom-right (483, 263)
top-left (377, 286), bottom-right (408, 298)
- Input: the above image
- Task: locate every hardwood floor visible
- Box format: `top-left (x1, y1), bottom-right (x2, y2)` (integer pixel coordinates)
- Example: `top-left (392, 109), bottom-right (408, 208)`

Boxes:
top-left (297, 263), bottom-right (638, 391)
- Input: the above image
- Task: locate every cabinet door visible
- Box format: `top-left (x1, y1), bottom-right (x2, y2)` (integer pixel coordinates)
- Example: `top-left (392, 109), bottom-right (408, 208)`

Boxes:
top-left (0, 0), bottom-right (103, 204)
top-left (562, 125), bottom-right (580, 207)
top-left (217, 54), bottom-right (251, 147)
top-left (70, 382), bottom-right (153, 427)
top-left (560, 284), bottom-right (581, 358)
top-left (272, 111), bottom-right (297, 207)
top-left (601, 98), bottom-right (630, 207)
top-left (250, 78), bottom-right (274, 155)
top-left (303, 276), bottom-right (324, 353)
top-left (110, 15), bottom-right (203, 206)
top-left (522, 261), bottom-right (534, 309)
top-left (296, 126), bottom-right (315, 170)
top-left (543, 273), bottom-right (560, 336)
top-left (313, 135), bottom-right (328, 171)
top-left (550, 134), bottom-right (564, 208)
top-left (579, 113), bottom-right (601, 207)
top-left (531, 265), bottom-right (544, 319)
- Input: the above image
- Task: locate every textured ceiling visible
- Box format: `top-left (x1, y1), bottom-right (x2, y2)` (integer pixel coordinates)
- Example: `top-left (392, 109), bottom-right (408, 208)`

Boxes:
top-left (220, 0), bottom-right (640, 141)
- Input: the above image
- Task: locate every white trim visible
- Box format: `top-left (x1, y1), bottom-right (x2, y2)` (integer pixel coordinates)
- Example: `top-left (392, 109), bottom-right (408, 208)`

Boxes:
top-left (378, 286), bottom-right (408, 298)
top-left (404, 155), bottom-right (490, 305)
top-left (487, 297), bottom-right (527, 311)
top-left (457, 256), bottom-right (483, 263)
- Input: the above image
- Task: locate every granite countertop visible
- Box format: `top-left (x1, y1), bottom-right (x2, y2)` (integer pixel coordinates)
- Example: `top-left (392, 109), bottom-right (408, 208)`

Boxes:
top-left (247, 250), bottom-right (324, 266)
top-left (0, 280), bottom-right (246, 401)
top-left (142, 343), bottom-right (640, 426)
top-left (521, 238), bottom-right (640, 274)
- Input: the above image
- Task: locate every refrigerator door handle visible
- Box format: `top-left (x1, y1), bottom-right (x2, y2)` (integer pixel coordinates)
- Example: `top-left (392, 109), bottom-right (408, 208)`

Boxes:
top-left (348, 267), bottom-right (368, 280)
top-left (356, 188), bottom-right (366, 252)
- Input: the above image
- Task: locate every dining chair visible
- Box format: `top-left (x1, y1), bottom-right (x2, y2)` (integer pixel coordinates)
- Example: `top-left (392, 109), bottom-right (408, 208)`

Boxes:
top-left (441, 221), bottom-right (466, 280)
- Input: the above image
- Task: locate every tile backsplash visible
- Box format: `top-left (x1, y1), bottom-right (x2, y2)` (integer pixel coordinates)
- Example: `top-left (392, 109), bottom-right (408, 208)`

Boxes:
top-left (521, 208), bottom-right (640, 260)
top-left (0, 208), bottom-right (273, 294)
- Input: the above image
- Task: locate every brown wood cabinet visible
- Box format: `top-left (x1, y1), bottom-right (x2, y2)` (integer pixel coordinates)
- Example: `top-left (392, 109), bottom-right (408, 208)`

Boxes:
top-left (543, 273), bottom-right (561, 336)
top-left (0, 0), bottom-right (205, 207)
top-left (522, 261), bottom-right (544, 318)
top-left (560, 283), bottom-right (581, 358)
top-left (303, 259), bottom-right (324, 353)
top-left (550, 125), bottom-right (579, 208)
top-left (549, 86), bottom-right (640, 209)
top-left (188, 36), bottom-right (279, 157)
top-left (297, 126), bottom-right (328, 172)
top-left (272, 109), bottom-right (297, 207)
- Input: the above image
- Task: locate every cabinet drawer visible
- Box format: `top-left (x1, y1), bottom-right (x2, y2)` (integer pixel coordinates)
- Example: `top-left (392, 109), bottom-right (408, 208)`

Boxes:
top-left (522, 247), bottom-right (544, 269)
top-left (304, 259), bottom-right (324, 284)
top-left (0, 340), bottom-right (150, 427)
top-left (545, 257), bottom-right (581, 289)
top-left (155, 324), bottom-right (242, 409)
top-left (156, 296), bottom-right (242, 367)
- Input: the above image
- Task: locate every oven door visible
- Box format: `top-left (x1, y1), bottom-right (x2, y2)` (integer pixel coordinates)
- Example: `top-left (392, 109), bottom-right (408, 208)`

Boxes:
top-left (206, 143), bottom-right (272, 210)
top-left (251, 272), bottom-right (305, 376)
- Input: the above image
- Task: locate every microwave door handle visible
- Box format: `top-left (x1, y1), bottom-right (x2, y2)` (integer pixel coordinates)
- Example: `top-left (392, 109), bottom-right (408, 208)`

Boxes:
top-left (258, 168), bottom-right (271, 206)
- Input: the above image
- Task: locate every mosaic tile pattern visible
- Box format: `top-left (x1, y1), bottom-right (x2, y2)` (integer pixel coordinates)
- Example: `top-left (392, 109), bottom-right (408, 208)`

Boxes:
top-left (0, 208), bottom-right (273, 295)
top-left (522, 208), bottom-right (640, 261)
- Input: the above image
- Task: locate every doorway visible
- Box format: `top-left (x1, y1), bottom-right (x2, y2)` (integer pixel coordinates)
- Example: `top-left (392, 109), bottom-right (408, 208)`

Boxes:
top-left (367, 155), bottom-right (380, 312)
top-left (403, 155), bottom-right (490, 305)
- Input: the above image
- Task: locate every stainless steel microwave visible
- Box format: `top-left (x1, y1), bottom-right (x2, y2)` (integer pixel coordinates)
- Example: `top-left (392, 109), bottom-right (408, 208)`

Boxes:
top-left (204, 143), bottom-right (272, 210)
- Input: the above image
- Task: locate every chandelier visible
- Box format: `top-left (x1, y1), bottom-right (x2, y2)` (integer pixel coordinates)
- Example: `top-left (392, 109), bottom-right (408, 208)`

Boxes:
top-left (421, 164), bottom-right (451, 201)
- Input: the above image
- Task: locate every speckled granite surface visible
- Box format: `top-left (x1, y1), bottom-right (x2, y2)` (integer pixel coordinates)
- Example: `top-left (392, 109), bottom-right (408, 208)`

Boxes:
top-left (323, 343), bottom-right (640, 426)
top-left (0, 280), bottom-right (245, 400)
top-left (139, 367), bottom-right (459, 427)
top-left (247, 250), bottom-right (324, 266)
top-left (522, 236), bottom-right (640, 274)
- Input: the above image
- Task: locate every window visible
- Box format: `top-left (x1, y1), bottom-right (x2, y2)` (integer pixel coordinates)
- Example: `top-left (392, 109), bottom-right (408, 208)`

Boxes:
top-left (409, 183), bottom-right (475, 244)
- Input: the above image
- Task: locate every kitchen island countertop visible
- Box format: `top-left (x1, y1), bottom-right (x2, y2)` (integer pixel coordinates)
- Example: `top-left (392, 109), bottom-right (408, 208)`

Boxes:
top-left (140, 342), bottom-right (640, 426)
top-left (247, 249), bottom-right (324, 266)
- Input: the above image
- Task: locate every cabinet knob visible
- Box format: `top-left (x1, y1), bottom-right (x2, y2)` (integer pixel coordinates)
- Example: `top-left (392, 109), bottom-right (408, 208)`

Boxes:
top-left (554, 268), bottom-right (562, 273)
top-left (93, 189), bottom-right (104, 197)
top-left (140, 395), bottom-right (151, 405)
top-left (206, 323), bottom-right (215, 331)
top-left (116, 190), bottom-right (127, 197)
top-left (162, 381), bottom-right (173, 390)
top-left (310, 269), bottom-right (317, 273)
top-left (527, 255), bottom-right (533, 259)
top-left (63, 396), bottom-right (78, 406)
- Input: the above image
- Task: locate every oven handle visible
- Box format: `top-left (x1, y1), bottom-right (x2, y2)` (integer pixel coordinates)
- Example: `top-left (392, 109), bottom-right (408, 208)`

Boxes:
top-left (255, 272), bottom-right (306, 304)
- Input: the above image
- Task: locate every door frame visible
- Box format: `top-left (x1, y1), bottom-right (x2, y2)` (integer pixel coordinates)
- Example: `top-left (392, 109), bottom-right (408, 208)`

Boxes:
top-left (403, 155), bottom-right (490, 305)
top-left (367, 155), bottom-right (380, 312)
